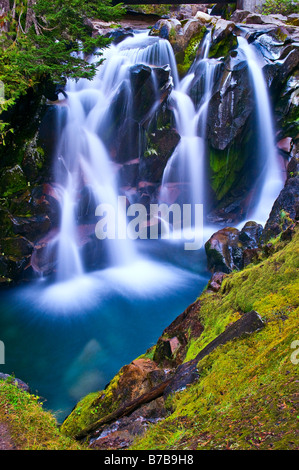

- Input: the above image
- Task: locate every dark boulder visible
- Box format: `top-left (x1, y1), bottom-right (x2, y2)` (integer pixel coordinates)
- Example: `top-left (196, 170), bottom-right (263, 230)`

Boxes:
top-left (205, 221), bottom-right (263, 273)
top-left (261, 176), bottom-right (299, 242)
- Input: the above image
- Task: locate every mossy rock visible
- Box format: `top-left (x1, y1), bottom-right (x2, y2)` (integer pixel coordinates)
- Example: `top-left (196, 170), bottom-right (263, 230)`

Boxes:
top-left (0, 165), bottom-right (27, 197)
top-left (60, 358), bottom-right (167, 438)
top-left (176, 27), bottom-right (207, 76)
top-left (208, 33), bottom-right (238, 59)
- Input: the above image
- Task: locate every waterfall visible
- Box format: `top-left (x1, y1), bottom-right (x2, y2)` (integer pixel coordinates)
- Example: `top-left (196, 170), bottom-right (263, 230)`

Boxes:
top-left (52, 31), bottom-right (178, 282)
top-left (237, 36), bottom-right (284, 225)
top-left (49, 30), bottom-right (285, 283)
top-left (159, 32), bottom-right (218, 217)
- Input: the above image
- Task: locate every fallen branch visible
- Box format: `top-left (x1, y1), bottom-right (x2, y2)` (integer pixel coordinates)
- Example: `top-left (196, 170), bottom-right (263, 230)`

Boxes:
top-left (75, 377), bottom-right (172, 441)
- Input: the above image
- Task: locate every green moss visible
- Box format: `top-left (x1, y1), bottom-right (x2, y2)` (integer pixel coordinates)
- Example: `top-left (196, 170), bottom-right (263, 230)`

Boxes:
top-left (209, 144), bottom-right (246, 200)
top-left (208, 34), bottom-right (238, 59)
top-left (60, 367), bottom-right (125, 437)
top-left (130, 229), bottom-right (299, 450)
top-left (0, 165), bottom-right (27, 197)
top-left (176, 27), bottom-right (207, 77)
top-left (0, 380), bottom-right (85, 450)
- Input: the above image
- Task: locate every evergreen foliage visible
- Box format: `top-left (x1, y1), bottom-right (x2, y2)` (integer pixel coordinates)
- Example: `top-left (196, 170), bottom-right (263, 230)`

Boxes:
top-left (0, 0), bottom-right (124, 143)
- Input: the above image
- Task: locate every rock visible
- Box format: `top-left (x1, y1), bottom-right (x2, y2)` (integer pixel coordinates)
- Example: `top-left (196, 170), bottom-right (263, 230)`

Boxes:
top-left (0, 165), bottom-right (27, 197)
top-left (9, 214), bottom-right (51, 242)
top-left (0, 373), bottom-right (30, 393)
top-left (245, 13), bottom-right (285, 26)
top-left (207, 271), bottom-right (227, 292)
top-left (164, 310), bottom-right (265, 397)
top-left (194, 11), bottom-right (213, 24)
top-left (205, 227), bottom-right (243, 273)
top-left (206, 54), bottom-right (254, 151)
top-left (0, 254), bottom-right (30, 281)
top-left (149, 18), bottom-right (182, 42)
top-left (153, 337), bottom-right (181, 366)
top-left (239, 220), bottom-right (263, 248)
top-left (287, 156), bottom-right (299, 180)
top-left (230, 10), bottom-right (251, 23)
top-left (287, 14), bottom-right (299, 26)
top-left (118, 159), bottom-right (139, 187)
top-left (205, 221), bottom-right (262, 273)
top-left (139, 128), bottom-right (180, 184)
top-left (103, 27), bottom-right (134, 45)
top-left (153, 299), bottom-right (203, 367)
top-left (208, 19), bottom-right (238, 58)
top-left (0, 236), bottom-right (33, 258)
top-left (243, 247), bottom-right (262, 266)
top-left (89, 397), bottom-right (166, 450)
top-left (277, 137), bottom-right (292, 155)
top-left (262, 176), bottom-right (299, 242)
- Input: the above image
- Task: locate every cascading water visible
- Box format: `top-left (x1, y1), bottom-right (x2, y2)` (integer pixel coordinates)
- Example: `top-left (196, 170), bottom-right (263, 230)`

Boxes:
top-left (52, 31), bottom-right (178, 282)
top-left (159, 32), bottom-right (219, 238)
top-left (237, 36), bottom-right (284, 225)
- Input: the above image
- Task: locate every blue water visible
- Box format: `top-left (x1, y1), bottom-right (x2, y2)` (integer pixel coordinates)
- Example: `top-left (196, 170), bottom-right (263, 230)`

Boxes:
top-left (0, 242), bottom-right (209, 422)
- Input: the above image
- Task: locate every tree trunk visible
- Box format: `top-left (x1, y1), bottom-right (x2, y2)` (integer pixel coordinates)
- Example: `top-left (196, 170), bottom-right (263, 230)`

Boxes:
top-left (0, 0), bottom-right (10, 32)
top-left (25, 0), bottom-right (40, 35)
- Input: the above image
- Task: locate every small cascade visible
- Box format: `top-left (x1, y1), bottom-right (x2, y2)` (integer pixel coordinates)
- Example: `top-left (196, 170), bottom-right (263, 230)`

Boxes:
top-left (237, 36), bottom-right (284, 225)
top-left (52, 31), bottom-right (179, 282)
top-left (159, 32), bottom-right (218, 215)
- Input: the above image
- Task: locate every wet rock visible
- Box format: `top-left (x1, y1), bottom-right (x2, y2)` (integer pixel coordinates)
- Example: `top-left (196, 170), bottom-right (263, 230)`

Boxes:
top-left (207, 271), bottom-right (227, 292)
top-left (118, 159), bottom-right (139, 187)
top-left (0, 253), bottom-right (30, 281)
top-left (287, 156), bottom-right (299, 180)
top-left (149, 18), bottom-right (182, 42)
top-left (10, 214), bottom-right (51, 242)
top-left (208, 19), bottom-right (238, 58)
top-left (205, 227), bottom-right (243, 273)
top-left (206, 55), bottom-right (254, 151)
top-left (103, 27), bottom-right (134, 45)
top-left (287, 14), bottom-right (299, 26)
top-left (139, 128), bottom-right (180, 184)
top-left (0, 165), bottom-right (27, 197)
top-left (239, 220), bottom-right (263, 248)
top-left (0, 236), bottom-right (33, 258)
top-left (205, 221), bottom-right (262, 273)
top-left (89, 397), bottom-right (166, 450)
top-left (262, 176), bottom-right (299, 242)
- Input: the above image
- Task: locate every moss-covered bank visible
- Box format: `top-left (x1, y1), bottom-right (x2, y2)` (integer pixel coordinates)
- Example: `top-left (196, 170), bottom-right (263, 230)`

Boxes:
top-left (130, 228), bottom-right (299, 450)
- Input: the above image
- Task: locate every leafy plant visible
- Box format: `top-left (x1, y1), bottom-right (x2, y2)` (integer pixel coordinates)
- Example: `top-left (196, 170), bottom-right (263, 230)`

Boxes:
top-left (0, 0), bottom-right (125, 143)
top-left (260, 0), bottom-right (299, 15)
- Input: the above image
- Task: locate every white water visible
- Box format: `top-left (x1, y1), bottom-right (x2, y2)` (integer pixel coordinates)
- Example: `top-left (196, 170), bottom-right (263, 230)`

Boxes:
top-left (47, 30), bottom-right (285, 290)
top-left (52, 32), bottom-right (179, 283)
top-left (237, 36), bottom-right (284, 225)
top-left (159, 32), bottom-right (219, 219)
